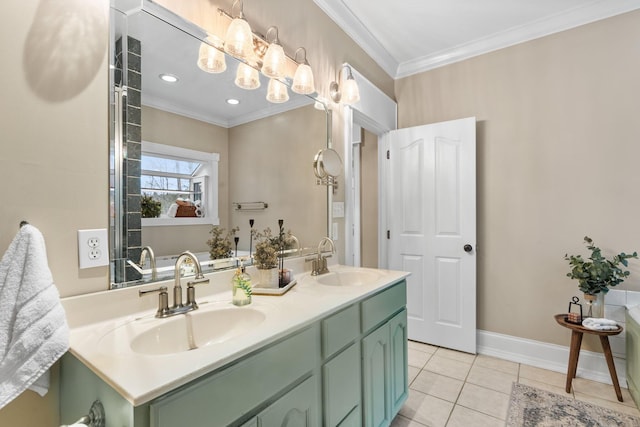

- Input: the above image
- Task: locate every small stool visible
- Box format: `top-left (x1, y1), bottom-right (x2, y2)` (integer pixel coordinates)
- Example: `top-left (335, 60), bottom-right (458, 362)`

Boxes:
top-left (554, 314), bottom-right (624, 402)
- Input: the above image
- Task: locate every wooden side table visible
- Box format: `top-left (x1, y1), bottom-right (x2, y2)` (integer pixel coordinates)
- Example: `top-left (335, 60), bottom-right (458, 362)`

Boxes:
top-left (554, 314), bottom-right (624, 402)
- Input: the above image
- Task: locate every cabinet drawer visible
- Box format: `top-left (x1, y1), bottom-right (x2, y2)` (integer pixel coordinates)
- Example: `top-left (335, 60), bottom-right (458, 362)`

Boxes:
top-left (323, 344), bottom-right (360, 426)
top-left (361, 280), bottom-right (406, 333)
top-left (322, 304), bottom-right (360, 359)
top-left (149, 325), bottom-right (319, 427)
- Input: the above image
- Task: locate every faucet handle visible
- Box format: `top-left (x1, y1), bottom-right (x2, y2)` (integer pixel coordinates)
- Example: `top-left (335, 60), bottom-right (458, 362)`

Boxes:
top-left (185, 275), bottom-right (209, 310)
top-left (139, 286), bottom-right (170, 318)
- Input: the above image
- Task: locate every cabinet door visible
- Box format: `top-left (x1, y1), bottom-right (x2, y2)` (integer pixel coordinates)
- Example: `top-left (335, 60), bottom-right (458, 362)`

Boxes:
top-left (258, 375), bottom-right (320, 427)
top-left (362, 323), bottom-right (391, 427)
top-left (323, 344), bottom-right (361, 426)
top-left (389, 309), bottom-right (408, 415)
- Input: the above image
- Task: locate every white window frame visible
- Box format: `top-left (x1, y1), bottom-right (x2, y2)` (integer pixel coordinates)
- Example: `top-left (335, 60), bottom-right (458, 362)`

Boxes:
top-left (141, 141), bottom-right (220, 227)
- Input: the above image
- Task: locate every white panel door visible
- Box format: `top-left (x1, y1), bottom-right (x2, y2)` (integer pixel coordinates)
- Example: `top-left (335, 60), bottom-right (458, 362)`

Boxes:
top-left (388, 117), bottom-right (476, 353)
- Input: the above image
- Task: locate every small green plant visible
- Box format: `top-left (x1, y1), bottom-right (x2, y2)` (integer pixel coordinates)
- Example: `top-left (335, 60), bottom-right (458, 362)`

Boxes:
top-left (207, 226), bottom-right (239, 260)
top-left (141, 195), bottom-right (161, 218)
top-left (251, 227), bottom-right (294, 269)
top-left (565, 236), bottom-right (637, 295)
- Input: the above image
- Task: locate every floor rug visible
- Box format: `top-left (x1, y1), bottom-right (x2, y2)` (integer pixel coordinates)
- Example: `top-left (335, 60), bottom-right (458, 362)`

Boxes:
top-left (506, 383), bottom-right (640, 426)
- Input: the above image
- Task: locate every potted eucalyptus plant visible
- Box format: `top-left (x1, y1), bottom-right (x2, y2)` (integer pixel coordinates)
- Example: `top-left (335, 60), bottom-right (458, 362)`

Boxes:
top-left (252, 227), bottom-right (294, 288)
top-left (565, 236), bottom-right (637, 317)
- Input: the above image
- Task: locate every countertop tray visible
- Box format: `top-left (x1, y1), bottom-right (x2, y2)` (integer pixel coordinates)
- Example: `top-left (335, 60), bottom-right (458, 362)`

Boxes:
top-left (252, 279), bottom-right (297, 296)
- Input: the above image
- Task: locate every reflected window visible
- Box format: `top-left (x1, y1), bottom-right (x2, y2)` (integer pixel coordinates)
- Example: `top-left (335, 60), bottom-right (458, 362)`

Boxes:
top-left (141, 141), bottom-right (220, 226)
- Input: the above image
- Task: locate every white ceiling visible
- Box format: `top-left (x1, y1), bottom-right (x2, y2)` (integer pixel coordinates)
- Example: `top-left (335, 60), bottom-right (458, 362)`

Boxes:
top-left (313, 0), bottom-right (640, 78)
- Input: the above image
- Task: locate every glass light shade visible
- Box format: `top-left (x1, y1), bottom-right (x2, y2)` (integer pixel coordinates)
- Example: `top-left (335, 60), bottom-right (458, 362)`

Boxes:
top-left (197, 38), bottom-right (226, 74)
top-left (341, 77), bottom-right (360, 105)
top-left (224, 18), bottom-right (253, 59)
top-left (266, 79), bottom-right (289, 103)
top-left (235, 63), bottom-right (261, 90)
top-left (292, 63), bottom-right (315, 95)
top-left (261, 43), bottom-right (286, 79)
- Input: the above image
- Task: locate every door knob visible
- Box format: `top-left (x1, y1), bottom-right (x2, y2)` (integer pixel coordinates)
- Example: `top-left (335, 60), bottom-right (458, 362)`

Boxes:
top-left (463, 244), bottom-right (473, 253)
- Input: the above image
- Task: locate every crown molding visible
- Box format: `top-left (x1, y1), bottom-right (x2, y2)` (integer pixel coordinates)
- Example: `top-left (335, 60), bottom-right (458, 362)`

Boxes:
top-left (314, 0), bottom-right (640, 80)
top-left (312, 0), bottom-right (398, 78)
top-left (143, 95), bottom-right (314, 129)
top-left (396, 0), bottom-right (640, 78)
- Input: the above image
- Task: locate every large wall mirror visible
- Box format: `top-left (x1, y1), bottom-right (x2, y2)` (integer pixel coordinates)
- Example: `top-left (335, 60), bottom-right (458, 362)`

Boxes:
top-left (109, 0), bottom-right (330, 288)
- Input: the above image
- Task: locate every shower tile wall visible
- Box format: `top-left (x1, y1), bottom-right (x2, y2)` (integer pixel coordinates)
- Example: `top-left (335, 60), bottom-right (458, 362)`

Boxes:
top-left (124, 36), bottom-right (142, 281)
top-left (113, 35), bottom-right (142, 283)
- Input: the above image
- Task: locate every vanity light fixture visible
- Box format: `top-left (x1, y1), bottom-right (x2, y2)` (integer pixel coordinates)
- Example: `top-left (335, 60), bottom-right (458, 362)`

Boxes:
top-left (266, 78), bottom-right (289, 103)
top-left (197, 36), bottom-right (226, 74)
top-left (159, 73), bottom-right (179, 83)
top-left (235, 62), bottom-right (261, 90)
top-left (329, 64), bottom-right (360, 105)
top-left (292, 47), bottom-right (315, 95)
top-left (224, 0), bottom-right (253, 60)
top-left (261, 27), bottom-right (286, 79)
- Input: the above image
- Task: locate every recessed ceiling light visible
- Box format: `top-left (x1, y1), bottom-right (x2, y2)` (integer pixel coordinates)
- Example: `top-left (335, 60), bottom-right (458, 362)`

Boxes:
top-left (159, 73), bottom-right (179, 83)
top-left (226, 98), bottom-right (240, 105)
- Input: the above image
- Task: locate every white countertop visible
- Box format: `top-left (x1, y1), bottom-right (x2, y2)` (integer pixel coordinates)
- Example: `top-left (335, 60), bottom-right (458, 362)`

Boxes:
top-left (62, 263), bottom-right (409, 406)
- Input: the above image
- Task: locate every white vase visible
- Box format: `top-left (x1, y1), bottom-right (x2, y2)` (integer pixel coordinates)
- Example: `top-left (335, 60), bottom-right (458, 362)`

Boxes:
top-left (257, 268), bottom-right (279, 288)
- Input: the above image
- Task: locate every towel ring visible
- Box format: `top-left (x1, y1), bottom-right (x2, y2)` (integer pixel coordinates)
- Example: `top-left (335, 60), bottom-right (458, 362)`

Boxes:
top-left (61, 400), bottom-right (105, 427)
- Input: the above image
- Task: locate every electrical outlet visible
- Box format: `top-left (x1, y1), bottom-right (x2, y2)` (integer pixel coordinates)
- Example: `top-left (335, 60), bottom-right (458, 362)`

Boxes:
top-left (78, 229), bottom-right (109, 269)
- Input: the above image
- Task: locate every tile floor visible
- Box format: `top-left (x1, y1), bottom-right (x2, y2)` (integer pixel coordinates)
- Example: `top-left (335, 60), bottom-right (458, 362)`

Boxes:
top-left (391, 340), bottom-right (640, 426)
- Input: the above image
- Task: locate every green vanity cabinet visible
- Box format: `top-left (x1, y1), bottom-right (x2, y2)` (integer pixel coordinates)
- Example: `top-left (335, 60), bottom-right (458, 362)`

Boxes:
top-left (321, 302), bottom-right (362, 426)
top-left (60, 279), bottom-right (408, 427)
top-left (243, 375), bottom-right (320, 427)
top-left (149, 325), bottom-right (320, 427)
top-left (361, 282), bottom-right (408, 427)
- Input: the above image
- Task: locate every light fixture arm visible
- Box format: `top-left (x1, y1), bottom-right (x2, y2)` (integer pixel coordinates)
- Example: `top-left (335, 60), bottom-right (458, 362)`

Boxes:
top-left (265, 26), bottom-right (280, 45)
top-left (294, 47), bottom-right (309, 65)
top-left (231, 0), bottom-right (245, 19)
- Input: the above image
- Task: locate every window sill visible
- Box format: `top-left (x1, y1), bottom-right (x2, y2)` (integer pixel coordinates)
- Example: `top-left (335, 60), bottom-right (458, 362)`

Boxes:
top-left (142, 217), bottom-right (220, 227)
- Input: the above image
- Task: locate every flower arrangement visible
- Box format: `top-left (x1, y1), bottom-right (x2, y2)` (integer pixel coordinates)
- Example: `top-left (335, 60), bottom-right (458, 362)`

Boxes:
top-left (565, 236), bottom-right (637, 295)
top-left (251, 227), bottom-right (294, 269)
top-left (206, 226), bottom-right (239, 260)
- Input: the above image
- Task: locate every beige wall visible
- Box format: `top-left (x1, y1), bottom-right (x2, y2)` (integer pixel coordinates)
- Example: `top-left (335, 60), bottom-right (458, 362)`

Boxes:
top-left (396, 10), bottom-right (640, 350)
top-left (141, 106), bottom-right (230, 256)
top-left (0, 0), bottom-right (109, 424)
top-left (229, 105), bottom-right (327, 251)
top-left (361, 129), bottom-right (379, 268)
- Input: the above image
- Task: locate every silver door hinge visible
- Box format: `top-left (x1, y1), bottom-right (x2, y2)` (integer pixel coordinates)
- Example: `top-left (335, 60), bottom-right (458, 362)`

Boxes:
top-left (387, 230), bottom-right (390, 239)
top-left (386, 150), bottom-right (390, 159)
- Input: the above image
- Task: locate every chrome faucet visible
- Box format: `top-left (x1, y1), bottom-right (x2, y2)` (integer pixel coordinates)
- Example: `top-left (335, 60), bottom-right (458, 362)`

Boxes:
top-left (306, 237), bottom-right (335, 276)
top-left (139, 250), bottom-right (209, 318)
top-left (139, 246), bottom-right (157, 281)
top-left (174, 251), bottom-right (209, 311)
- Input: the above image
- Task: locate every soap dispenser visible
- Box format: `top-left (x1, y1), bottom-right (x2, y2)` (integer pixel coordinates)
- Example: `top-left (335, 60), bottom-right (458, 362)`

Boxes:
top-left (232, 261), bottom-right (252, 306)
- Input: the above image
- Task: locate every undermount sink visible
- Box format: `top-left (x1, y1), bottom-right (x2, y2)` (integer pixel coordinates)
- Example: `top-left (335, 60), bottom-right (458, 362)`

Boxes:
top-left (102, 307), bottom-right (266, 356)
top-left (314, 269), bottom-right (381, 287)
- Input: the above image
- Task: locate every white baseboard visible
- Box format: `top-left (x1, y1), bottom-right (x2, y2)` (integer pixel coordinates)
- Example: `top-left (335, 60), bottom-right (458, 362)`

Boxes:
top-left (477, 330), bottom-right (627, 388)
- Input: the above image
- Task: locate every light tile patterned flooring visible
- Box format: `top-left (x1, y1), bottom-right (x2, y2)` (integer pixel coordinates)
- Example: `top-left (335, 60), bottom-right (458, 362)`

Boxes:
top-left (391, 340), bottom-right (640, 427)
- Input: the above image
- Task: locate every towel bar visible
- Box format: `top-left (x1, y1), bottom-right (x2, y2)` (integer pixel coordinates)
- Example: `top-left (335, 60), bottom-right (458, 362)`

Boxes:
top-left (60, 400), bottom-right (105, 427)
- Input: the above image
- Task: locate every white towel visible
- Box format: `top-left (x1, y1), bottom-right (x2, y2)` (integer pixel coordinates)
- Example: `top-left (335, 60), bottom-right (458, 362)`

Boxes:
top-left (582, 317), bottom-right (619, 331)
top-left (0, 224), bottom-right (69, 409)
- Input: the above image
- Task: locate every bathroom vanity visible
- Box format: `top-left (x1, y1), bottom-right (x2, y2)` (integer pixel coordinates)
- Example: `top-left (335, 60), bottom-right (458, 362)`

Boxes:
top-left (60, 265), bottom-right (409, 426)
